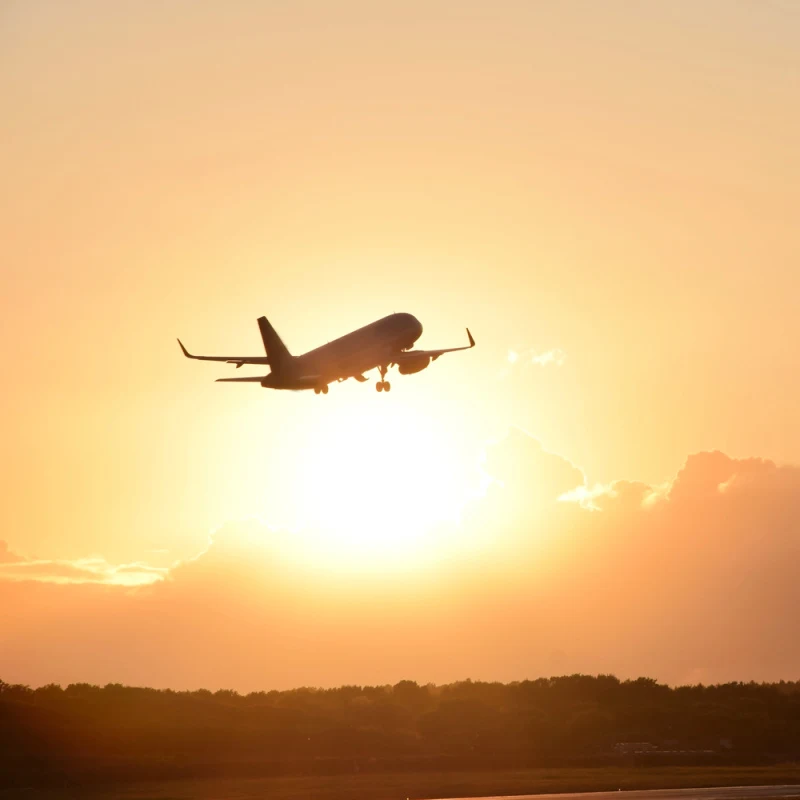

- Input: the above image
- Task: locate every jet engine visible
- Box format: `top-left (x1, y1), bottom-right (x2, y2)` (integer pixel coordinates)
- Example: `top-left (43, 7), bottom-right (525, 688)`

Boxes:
top-left (397, 356), bottom-right (431, 375)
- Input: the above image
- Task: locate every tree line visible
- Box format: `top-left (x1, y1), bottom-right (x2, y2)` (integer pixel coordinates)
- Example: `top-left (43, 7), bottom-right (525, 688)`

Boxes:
top-left (2, 675), bottom-right (800, 786)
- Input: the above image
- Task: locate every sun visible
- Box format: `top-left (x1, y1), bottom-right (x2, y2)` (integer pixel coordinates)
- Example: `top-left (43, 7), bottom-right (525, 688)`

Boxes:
top-left (281, 394), bottom-right (472, 572)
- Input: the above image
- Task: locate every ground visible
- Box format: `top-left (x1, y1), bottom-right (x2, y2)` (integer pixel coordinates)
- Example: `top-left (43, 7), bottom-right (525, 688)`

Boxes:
top-left (2, 765), bottom-right (800, 800)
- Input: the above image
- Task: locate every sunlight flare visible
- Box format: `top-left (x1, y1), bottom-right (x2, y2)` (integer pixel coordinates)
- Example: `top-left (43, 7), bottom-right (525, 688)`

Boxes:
top-left (281, 400), bottom-right (473, 571)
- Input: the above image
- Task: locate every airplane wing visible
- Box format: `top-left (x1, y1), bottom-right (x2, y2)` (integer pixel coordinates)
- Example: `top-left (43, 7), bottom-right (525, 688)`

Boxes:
top-left (392, 328), bottom-right (475, 363)
top-left (178, 339), bottom-right (270, 367)
top-left (215, 376), bottom-right (265, 382)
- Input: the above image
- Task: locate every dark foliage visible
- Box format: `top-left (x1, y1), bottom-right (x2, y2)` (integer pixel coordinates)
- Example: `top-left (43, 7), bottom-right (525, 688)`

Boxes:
top-left (1, 675), bottom-right (800, 787)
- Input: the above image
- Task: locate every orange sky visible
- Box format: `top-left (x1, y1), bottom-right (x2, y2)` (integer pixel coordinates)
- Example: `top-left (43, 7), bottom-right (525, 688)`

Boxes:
top-left (1, 1), bottom-right (799, 689)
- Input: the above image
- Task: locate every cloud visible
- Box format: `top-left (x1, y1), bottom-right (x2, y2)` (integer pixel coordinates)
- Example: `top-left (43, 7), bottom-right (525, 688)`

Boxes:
top-left (2, 433), bottom-right (800, 690)
top-left (559, 479), bottom-right (667, 510)
top-left (507, 348), bottom-right (566, 368)
top-left (0, 540), bottom-right (24, 564)
top-left (486, 429), bottom-right (583, 492)
top-left (0, 543), bottom-right (166, 586)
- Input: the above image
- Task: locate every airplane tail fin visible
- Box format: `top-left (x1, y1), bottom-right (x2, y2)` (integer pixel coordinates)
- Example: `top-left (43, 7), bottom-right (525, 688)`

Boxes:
top-left (257, 316), bottom-right (292, 371)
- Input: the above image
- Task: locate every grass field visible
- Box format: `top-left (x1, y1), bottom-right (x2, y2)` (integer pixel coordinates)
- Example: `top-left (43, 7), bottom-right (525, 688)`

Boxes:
top-left (2, 765), bottom-right (800, 800)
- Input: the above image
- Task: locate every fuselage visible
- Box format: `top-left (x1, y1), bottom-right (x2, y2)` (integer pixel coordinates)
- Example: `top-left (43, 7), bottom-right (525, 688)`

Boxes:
top-left (262, 313), bottom-right (423, 390)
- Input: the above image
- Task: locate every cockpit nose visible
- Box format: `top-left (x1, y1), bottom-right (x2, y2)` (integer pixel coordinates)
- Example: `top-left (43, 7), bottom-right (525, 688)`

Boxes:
top-left (400, 313), bottom-right (423, 343)
top-left (395, 312), bottom-right (423, 348)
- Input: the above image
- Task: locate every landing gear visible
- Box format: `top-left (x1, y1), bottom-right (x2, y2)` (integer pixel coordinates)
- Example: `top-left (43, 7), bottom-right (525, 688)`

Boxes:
top-left (376, 366), bottom-right (391, 393)
top-left (314, 384), bottom-right (329, 395)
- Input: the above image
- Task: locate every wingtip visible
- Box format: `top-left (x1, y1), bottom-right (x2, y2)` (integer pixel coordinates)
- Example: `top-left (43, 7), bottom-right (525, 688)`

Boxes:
top-left (467, 328), bottom-right (475, 347)
top-left (177, 338), bottom-right (190, 357)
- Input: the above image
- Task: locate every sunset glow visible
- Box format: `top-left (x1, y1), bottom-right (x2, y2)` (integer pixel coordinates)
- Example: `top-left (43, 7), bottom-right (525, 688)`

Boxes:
top-left (283, 402), bottom-right (475, 571)
top-left (2, 0), bottom-right (800, 694)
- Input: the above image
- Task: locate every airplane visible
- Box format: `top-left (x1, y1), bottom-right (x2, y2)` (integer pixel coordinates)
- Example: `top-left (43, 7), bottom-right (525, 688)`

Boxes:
top-left (178, 313), bottom-right (474, 394)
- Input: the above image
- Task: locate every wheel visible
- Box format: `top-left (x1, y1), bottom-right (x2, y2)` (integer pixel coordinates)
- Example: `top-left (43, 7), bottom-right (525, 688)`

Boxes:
top-left (321, 384), bottom-right (328, 394)
top-left (314, 387), bottom-right (320, 395)
top-left (376, 382), bottom-right (383, 392)
top-left (384, 381), bottom-right (391, 392)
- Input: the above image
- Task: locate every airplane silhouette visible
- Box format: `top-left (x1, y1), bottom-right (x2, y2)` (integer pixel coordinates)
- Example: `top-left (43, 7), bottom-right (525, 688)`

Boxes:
top-left (178, 313), bottom-right (474, 394)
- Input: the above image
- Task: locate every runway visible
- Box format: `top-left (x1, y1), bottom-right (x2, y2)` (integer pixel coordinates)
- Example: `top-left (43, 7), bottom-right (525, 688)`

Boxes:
top-left (441, 785), bottom-right (800, 800)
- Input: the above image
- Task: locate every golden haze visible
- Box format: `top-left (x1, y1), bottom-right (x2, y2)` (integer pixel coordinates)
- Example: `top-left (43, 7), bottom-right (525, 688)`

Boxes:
top-left (1, 1), bottom-right (799, 689)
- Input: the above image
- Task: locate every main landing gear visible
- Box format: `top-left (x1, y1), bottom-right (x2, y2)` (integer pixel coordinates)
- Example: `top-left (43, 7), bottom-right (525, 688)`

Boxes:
top-left (376, 365), bottom-right (391, 392)
top-left (313, 384), bottom-right (329, 395)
